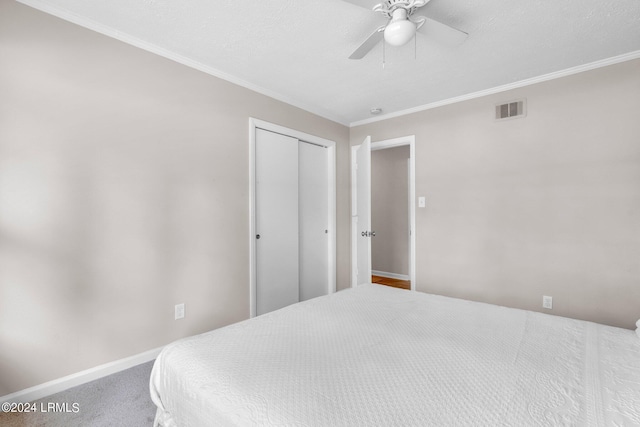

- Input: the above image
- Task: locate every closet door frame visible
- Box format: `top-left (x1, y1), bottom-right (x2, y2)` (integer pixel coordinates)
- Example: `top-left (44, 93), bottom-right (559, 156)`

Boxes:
top-left (249, 118), bottom-right (337, 318)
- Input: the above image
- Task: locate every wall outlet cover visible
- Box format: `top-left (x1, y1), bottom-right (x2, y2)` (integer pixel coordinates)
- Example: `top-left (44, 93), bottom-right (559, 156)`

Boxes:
top-left (175, 303), bottom-right (185, 320)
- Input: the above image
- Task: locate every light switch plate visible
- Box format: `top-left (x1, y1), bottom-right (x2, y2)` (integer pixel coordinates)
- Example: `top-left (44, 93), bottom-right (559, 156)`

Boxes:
top-left (418, 197), bottom-right (426, 208)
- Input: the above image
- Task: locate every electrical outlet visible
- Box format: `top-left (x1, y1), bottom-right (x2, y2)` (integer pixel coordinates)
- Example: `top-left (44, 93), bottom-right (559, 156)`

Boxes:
top-left (175, 303), bottom-right (185, 320)
top-left (542, 296), bottom-right (553, 310)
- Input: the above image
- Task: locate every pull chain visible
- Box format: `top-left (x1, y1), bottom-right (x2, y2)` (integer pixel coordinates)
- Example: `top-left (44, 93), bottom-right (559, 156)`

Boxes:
top-left (382, 40), bottom-right (386, 69)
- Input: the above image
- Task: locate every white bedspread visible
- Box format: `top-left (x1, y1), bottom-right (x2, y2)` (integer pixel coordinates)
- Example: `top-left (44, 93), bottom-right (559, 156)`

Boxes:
top-left (150, 284), bottom-right (640, 426)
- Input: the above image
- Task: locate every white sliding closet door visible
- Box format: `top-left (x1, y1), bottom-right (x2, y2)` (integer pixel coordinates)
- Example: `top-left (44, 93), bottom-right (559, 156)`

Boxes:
top-left (299, 142), bottom-right (329, 301)
top-left (255, 129), bottom-right (299, 316)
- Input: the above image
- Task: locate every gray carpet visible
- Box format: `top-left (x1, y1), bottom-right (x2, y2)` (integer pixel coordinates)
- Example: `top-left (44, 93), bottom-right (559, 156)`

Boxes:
top-left (0, 361), bottom-right (157, 427)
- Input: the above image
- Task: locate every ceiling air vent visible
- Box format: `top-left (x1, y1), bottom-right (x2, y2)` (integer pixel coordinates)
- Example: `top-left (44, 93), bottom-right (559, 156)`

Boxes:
top-left (495, 99), bottom-right (526, 120)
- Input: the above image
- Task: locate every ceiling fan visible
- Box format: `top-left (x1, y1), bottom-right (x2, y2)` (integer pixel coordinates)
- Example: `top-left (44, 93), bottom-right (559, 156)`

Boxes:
top-left (346, 0), bottom-right (468, 59)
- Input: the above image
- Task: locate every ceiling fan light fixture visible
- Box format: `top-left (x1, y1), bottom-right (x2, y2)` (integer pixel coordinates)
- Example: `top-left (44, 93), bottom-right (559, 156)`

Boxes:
top-left (384, 19), bottom-right (415, 46)
top-left (348, 0), bottom-right (468, 60)
top-left (384, 8), bottom-right (415, 46)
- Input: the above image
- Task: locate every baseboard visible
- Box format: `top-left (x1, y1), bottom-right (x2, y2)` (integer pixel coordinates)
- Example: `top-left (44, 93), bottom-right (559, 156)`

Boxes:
top-left (372, 270), bottom-right (410, 281)
top-left (1, 346), bottom-right (163, 404)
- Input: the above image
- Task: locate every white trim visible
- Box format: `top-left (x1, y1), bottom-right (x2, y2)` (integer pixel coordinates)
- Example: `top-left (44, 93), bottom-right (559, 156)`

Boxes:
top-left (0, 347), bottom-right (162, 404)
top-left (350, 50), bottom-right (640, 127)
top-left (372, 270), bottom-right (410, 281)
top-left (15, 0), bottom-right (347, 126)
top-left (249, 119), bottom-right (337, 318)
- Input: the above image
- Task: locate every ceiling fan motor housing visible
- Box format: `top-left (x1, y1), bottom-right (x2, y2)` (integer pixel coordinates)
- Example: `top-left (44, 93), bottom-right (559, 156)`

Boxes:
top-left (374, 0), bottom-right (428, 18)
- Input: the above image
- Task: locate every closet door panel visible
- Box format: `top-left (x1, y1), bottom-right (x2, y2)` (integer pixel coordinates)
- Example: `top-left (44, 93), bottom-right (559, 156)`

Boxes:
top-left (299, 142), bottom-right (329, 301)
top-left (255, 129), bottom-right (299, 315)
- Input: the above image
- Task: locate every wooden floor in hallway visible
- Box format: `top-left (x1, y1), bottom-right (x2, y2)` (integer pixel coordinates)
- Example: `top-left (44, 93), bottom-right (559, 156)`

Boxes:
top-left (371, 275), bottom-right (411, 290)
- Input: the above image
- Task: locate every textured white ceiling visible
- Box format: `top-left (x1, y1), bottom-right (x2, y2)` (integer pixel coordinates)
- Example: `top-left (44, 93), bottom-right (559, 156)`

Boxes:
top-left (18, 0), bottom-right (640, 125)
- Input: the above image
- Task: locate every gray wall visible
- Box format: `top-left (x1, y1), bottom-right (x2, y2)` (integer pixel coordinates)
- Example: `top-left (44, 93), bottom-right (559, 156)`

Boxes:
top-left (352, 59), bottom-right (640, 329)
top-left (0, 1), bottom-right (350, 394)
top-left (371, 146), bottom-right (410, 276)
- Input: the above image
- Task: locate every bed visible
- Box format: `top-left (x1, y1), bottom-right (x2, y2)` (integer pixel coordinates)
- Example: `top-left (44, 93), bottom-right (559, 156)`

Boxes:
top-left (150, 284), bottom-right (640, 426)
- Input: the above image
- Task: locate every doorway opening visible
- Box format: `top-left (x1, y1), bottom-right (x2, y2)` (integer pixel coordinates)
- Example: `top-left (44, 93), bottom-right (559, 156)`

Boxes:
top-left (351, 136), bottom-right (416, 291)
top-left (371, 144), bottom-right (412, 290)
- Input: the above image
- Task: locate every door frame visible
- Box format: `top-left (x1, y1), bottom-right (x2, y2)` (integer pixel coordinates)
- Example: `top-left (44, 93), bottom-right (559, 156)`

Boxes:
top-left (249, 118), bottom-right (337, 318)
top-left (351, 135), bottom-right (416, 290)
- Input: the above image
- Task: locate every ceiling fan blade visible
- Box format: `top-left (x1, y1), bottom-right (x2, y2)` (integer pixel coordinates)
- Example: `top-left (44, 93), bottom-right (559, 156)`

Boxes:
top-left (415, 16), bottom-right (468, 46)
top-left (413, 0), bottom-right (433, 8)
top-left (349, 26), bottom-right (385, 59)
top-left (342, 0), bottom-right (380, 10)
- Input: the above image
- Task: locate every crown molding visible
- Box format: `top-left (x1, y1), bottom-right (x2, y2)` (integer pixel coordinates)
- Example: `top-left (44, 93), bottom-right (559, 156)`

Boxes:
top-left (349, 50), bottom-right (640, 127)
top-left (14, 0), bottom-right (640, 130)
top-left (16, 0), bottom-right (350, 127)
